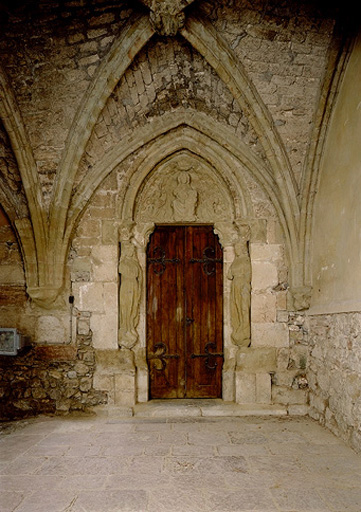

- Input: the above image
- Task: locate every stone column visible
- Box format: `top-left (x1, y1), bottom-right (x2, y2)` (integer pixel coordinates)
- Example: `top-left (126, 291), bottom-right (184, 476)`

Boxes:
top-left (131, 222), bottom-right (155, 403)
top-left (214, 221), bottom-right (239, 402)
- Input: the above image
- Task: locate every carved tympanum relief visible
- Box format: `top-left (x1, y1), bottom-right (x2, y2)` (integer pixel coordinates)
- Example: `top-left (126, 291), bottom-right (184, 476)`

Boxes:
top-left (135, 158), bottom-right (232, 224)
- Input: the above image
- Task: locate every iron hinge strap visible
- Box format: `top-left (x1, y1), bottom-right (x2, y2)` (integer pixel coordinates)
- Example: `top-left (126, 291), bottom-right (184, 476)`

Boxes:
top-left (190, 342), bottom-right (224, 370)
top-left (189, 247), bottom-right (222, 276)
top-left (148, 342), bottom-right (180, 371)
top-left (191, 352), bottom-right (224, 358)
top-left (148, 246), bottom-right (181, 275)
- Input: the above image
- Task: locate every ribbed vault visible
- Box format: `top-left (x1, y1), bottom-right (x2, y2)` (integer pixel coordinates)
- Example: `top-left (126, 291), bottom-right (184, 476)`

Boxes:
top-left (0, 5), bottom-right (350, 307)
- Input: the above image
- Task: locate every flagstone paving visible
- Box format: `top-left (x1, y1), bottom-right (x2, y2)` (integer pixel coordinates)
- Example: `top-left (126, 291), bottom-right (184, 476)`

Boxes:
top-left (0, 414), bottom-right (361, 511)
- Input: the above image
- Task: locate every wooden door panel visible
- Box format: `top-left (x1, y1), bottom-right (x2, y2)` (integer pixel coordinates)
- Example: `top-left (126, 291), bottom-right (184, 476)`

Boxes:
top-left (147, 226), bottom-right (185, 398)
top-left (147, 225), bottom-right (223, 399)
top-left (185, 226), bottom-right (223, 398)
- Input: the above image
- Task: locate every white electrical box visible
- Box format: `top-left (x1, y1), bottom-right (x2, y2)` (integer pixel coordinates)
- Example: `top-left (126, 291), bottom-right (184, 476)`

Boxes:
top-left (0, 328), bottom-right (27, 356)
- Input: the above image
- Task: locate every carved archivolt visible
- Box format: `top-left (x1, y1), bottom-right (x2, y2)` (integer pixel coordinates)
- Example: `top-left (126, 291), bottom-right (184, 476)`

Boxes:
top-left (117, 144), bottom-right (256, 405)
top-left (119, 152), bottom-right (254, 356)
top-left (135, 156), bottom-right (233, 224)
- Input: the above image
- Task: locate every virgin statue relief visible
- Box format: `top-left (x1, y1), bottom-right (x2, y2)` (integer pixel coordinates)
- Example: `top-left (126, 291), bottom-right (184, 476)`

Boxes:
top-left (118, 241), bottom-right (142, 349)
top-left (228, 225), bottom-right (252, 347)
top-left (172, 171), bottom-right (198, 220)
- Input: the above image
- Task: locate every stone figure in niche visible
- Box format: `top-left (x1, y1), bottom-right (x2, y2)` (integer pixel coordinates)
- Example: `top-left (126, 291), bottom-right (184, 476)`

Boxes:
top-left (118, 241), bottom-right (142, 349)
top-left (172, 171), bottom-right (198, 220)
top-left (228, 225), bottom-right (252, 347)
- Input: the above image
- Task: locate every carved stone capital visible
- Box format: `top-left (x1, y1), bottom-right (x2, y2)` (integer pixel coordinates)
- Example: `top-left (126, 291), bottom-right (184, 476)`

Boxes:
top-left (27, 286), bottom-right (66, 309)
top-left (118, 221), bottom-right (135, 242)
top-left (235, 221), bottom-right (251, 243)
top-left (133, 222), bottom-right (156, 249)
top-left (238, 223), bottom-right (251, 240)
top-left (289, 286), bottom-right (312, 311)
top-left (213, 222), bottom-right (238, 246)
top-left (139, 0), bottom-right (196, 36)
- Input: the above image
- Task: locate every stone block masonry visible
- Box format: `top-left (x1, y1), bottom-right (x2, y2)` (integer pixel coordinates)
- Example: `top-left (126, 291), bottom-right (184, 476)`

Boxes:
top-left (0, 0), bottom-right (349, 427)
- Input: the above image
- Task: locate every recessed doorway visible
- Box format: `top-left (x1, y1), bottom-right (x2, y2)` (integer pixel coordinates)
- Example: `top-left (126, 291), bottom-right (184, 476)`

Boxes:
top-left (146, 225), bottom-right (223, 399)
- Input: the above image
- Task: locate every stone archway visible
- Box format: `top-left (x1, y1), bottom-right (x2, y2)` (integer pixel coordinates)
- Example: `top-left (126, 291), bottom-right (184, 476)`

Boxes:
top-left (118, 150), bottom-right (251, 403)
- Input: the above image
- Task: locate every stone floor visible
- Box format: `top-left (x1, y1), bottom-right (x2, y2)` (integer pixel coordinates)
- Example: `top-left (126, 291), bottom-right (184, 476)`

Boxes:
top-left (1, 411), bottom-right (361, 512)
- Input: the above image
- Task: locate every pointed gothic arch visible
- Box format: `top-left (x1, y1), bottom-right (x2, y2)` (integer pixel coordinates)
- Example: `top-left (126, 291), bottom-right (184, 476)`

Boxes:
top-left (116, 141), bottom-right (253, 403)
top-left (49, 15), bottom-right (155, 243)
top-left (0, 66), bottom-right (45, 291)
top-left (17, 8), bottom-right (309, 305)
top-left (67, 111), bottom-right (302, 290)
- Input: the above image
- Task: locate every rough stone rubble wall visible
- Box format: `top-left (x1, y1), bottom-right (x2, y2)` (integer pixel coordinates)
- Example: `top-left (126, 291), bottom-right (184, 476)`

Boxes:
top-left (0, 221), bottom-right (25, 289)
top-left (308, 313), bottom-right (361, 452)
top-left (0, 312), bottom-right (107, 419)
top-left (0, 123), bottom-right (28, 217)
top-left (203, 0), bottom-right (335, 187)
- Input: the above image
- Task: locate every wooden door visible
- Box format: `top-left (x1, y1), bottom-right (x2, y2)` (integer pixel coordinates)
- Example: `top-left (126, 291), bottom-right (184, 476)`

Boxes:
top-left (146, 225), bottom-right (223, 399)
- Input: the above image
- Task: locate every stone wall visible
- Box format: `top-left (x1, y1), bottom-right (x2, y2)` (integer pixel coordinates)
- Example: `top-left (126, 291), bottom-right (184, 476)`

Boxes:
top-left (308, 313), bottom-right (361, 453)
top-left (200, 0), bottom-right (336, 187)
top-left (0, 211), bottom-right (70, 343)
top-left (70, 175), bottom-right (119, 351)
top-left (237, 243), bottom-right (309, 412)
top-left (0, 214), bottom-right (108, 419)
top-left (0, 211), bottom-right (24, 287)
top-left (0, 0), bottom-right (134, 207)
top-left (0, 208), bottom-right (34, 338)
top-left (0, 0), bottom-right (338, 204)
top-left (0, 123), bottom-right (28, 217)
top-left (0, 313), bottom-right (107, 419)
top-left (0, 0), bottom-right (351, 419)
top-left (311, 34), bottom-right (361, 314)
top-left (308, 34), bottom-right (361, 452)
top-left (69, 174), bottom-right (310, 410)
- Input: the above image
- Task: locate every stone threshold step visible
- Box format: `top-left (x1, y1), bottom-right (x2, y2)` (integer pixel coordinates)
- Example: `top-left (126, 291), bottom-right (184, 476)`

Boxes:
top-left (94, 400), bottom-right (303, 419)
top-left (134, 400), bottom-right (288, 418)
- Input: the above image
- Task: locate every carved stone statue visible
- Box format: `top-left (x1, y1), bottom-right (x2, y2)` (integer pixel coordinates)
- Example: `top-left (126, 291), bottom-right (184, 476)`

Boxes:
top-left (118, 241), bottom-right (142, 349)
top-left (172, 171), bottom-right (198, 220)
top-left (228, 225), bottom-right (251, 347)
